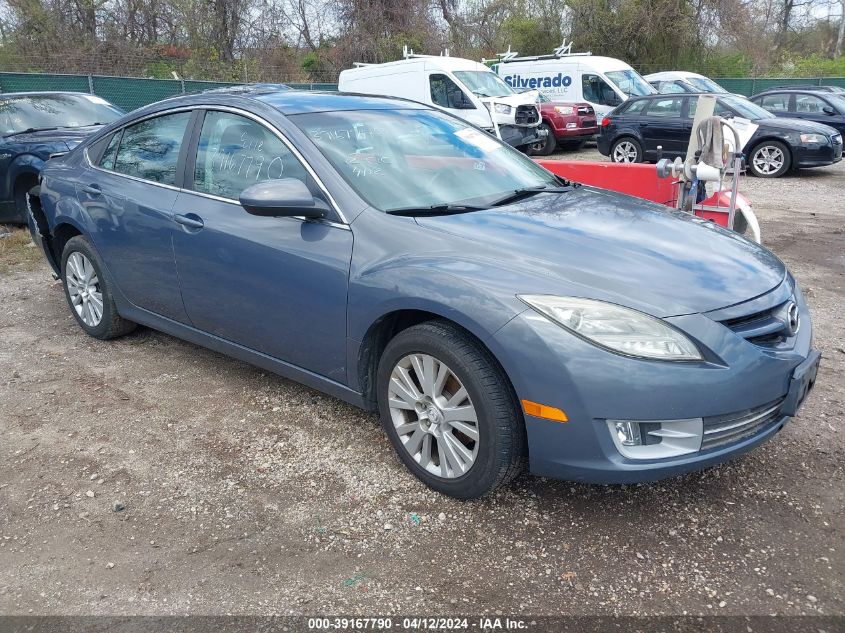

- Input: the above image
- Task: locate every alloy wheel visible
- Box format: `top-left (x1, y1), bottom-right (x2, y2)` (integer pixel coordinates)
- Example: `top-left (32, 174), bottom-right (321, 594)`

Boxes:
top-left (387, 353), bottom-right (479, 479)
top-left (752, 145), bottom-right (785, 175)
top-left (65, 251), bottom-right (104, 327)
top-left (612, 141), bottom-right (638, 162)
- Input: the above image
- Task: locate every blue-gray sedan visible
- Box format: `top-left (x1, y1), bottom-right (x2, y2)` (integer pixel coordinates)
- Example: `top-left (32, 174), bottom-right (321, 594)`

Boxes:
top-left (28, 86), bottom-right (820, 499)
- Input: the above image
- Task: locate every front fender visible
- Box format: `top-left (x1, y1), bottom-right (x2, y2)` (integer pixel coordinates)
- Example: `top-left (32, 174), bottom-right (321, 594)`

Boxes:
top-left (3, 154), bottom-right (44, 201)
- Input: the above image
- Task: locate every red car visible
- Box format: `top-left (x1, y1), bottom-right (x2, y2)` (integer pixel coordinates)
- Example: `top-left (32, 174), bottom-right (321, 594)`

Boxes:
top-left (529, 94), bottom-right (598, 156)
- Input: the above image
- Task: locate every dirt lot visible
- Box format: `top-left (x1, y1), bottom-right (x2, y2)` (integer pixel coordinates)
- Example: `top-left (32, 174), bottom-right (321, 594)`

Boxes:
top-left (1, 149), bottom-right (843, 617)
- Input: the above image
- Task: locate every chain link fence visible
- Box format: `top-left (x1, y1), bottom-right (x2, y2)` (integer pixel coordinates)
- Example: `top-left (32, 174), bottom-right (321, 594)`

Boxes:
top-left (0, 72), bottom-right (338, 111)
top-left (2, 71), bottom-right (845, 111)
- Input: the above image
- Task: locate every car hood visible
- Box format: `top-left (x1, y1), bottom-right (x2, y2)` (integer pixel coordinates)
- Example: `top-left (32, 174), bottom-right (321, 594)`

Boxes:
top-left (415, 187), bottom-right (785, 317)
top-left (8, 125), bottom-right (103, 151)
top-left (755, 117), bottom-right (839, 135)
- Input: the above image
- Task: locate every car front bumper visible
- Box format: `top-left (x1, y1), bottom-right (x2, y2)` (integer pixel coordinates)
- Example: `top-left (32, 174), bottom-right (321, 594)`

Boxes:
top-left (488, 280), bottom-right (817, 484)
top-left (795, 139), bottom-right (843, 167)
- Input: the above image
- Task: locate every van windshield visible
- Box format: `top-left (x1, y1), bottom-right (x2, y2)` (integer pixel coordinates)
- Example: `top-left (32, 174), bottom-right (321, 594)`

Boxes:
top-left (291, 108), bottom-right (559, 212)
top-left (453, 71), bottom-right (515, 98)
top-left (605, 70), bottom-right (655, 97)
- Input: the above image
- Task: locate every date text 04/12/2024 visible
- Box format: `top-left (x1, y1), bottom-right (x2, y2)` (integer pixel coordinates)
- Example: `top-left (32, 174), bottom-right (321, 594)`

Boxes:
top-left (306, 617), bottom-right (528, 630)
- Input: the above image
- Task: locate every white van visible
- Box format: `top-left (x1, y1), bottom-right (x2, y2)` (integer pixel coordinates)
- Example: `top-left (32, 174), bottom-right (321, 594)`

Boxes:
top-left (338, 50), bottom-right (544, 149)
top-left (491, 47), bottom-right (655, 118)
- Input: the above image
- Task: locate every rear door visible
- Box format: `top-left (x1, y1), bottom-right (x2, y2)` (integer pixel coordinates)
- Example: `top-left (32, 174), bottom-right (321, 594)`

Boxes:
top-left (170, 108), bottom-right (353, 381)
top-left (640, 96), bottom-right (687, 158)
top-left (76, 109), bottom-right (194, 322)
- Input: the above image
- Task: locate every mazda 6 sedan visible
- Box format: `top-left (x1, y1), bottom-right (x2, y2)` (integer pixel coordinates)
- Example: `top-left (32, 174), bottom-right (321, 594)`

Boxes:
top-left (29, 85), bottom-right (820, 499)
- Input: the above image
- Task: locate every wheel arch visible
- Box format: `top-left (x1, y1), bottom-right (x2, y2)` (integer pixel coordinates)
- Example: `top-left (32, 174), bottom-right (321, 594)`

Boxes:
top-left (355, 308), bottom-right (519, 413)
top-left (745, 137), bottom-right (794, 175)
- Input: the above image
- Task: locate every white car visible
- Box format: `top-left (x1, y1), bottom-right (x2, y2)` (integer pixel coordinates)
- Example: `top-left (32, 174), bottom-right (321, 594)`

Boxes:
top-left (645, 71), bottom-right (728, 94)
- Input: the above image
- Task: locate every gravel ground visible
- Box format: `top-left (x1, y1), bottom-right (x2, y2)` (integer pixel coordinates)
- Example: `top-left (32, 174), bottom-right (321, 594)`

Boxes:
top-left (0, 150), bottom-right (843, 617)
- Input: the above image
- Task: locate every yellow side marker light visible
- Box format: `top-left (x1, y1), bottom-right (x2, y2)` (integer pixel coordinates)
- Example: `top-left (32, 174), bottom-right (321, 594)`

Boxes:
top-left (521, 399), bottom-right (568, 422)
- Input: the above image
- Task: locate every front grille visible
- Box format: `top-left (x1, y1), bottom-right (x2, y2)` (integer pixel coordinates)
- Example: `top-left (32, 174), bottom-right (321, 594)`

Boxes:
top-left (721, 300), bottom-right (794, 349)
top-left (701, 398), bottom-right (785, 450)
top-left (576, 105), bottom-right (595, 116)
top-left (515, 105), bottom-right (540, 125)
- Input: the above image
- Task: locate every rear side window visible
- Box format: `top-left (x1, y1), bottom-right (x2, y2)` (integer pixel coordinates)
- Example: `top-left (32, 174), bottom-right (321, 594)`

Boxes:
top-left (112, 111), bottom-right (191, 185)
top-left (192, 110), bottom-right (308, 201)
top-left (98, 133), bottom-right (121, 170)
top-left (645, 97), bottom-right (682, 117)
top-left (621, 99), bottom-right (648, 115)
top-left (759, 93), bottom-right (790, 111)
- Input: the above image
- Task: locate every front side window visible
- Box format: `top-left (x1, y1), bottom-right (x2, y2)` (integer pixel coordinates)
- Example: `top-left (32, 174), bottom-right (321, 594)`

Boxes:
top-left (453, 71), bottom-right (514, 98)
top-left (193, 111), bottom-right (308, 200)
top-left (646, 97), bottom-right (683, 117)
top-left (582, 74), bottom-right (619, 106)
top-left (717, 96), bottom-right (774, 120)
top-left (0, 94), bottom-right (123, 136)
top-left (430, 74), bottom-right (475, 109)
top-left (291, 108), bottom-right (558, 212)
top-left (605, 70), bottom-right (655, 96)
top-left (794, 93), bottom-right (828, 114)
top-left (112, 111), bottom-right (191, 185)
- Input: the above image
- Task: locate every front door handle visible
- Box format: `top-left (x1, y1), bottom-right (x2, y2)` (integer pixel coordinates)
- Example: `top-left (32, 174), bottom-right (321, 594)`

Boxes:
top-left (173, 213), bottom-right (204, 229)
top-left (80, 184), bottom-right (102, 196)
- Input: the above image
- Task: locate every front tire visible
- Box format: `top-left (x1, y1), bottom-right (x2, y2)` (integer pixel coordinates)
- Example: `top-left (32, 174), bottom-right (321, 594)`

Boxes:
top-left (528, 123), bottom-right (557, 156)
top-left (61, 235), bottom-right (136, 340)
top-left (376, 320), bottom-right (525, 499)
top-left (748, 141), bottom-right (791, 178)
top-left (610, 137), bottom-right (643, 163)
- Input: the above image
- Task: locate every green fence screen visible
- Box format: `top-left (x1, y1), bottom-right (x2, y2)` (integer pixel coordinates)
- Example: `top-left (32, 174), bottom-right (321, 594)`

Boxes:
top-left (0, 72), bottom-right (339, 111)
top-left (2, 71), bottom-right (844, 111)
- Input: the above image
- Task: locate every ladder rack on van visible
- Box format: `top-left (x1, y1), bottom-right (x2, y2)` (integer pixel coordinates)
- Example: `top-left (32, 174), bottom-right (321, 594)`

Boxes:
top-left (402, 46), bottom-right (451, 60)
top-left (483, 42), bottom-right (592, 65)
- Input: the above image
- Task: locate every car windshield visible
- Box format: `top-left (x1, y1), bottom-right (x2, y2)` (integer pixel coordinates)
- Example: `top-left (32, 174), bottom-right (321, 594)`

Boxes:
top-left (291, 108), bottom-right (559, 212)
top-left (453, 71), bottom-right (515, 98)
top-left (0, 94), bottom-right (123, 136)
top-left (605, 70), bottom-right (655, 96)
top-left (719, 95), bottom-right (775, 120)
top-left (686, 76), bottom-right (727, 93)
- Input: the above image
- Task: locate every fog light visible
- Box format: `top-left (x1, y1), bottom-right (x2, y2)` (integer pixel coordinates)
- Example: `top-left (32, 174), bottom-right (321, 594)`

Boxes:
top-left (614, 420), bottom-right (642, 446)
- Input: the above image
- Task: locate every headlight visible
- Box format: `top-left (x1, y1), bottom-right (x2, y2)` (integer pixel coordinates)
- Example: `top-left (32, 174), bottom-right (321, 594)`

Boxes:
top-left (553, 106), bottom-right (574, 115)
top-left (518, 295), bottom-right (702, 361)
top-left (493, 103), bottom-right (512, 115)
top-left (799, 133), bottom-right (826, 144)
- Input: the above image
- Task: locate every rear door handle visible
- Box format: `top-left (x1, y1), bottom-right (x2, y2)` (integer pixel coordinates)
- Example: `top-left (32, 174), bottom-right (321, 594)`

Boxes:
top-left (173, 213), bottom-right (204, 229)
top-left (80, 184), bottom-right (102, 196)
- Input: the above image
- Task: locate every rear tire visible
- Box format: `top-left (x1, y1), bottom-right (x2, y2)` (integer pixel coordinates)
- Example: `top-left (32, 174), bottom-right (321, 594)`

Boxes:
top-left (376, 320), bottom-right (526, 499)
top-left (528, 123), bottom-right (557, 156)
top-left (61, 235), bottom-right (136, 340)
top-left (610, 137), bottom-right (643, 163)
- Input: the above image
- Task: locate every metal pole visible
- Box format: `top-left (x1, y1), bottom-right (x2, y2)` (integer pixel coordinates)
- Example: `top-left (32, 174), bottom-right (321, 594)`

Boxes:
top-left (88, 74), bottom-right (94, 94)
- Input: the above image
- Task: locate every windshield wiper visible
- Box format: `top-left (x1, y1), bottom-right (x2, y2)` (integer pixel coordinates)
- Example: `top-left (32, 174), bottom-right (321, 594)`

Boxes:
top-left (490, 183), bottom-right (572, 207)
top-left (385, 203), bottom-right (486, 217)
top-left (3, 126), bottom-right (60, 138)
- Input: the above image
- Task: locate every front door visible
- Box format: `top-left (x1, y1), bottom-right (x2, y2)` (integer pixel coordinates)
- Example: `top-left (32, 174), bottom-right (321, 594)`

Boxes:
top-left (76, 110), bottom-right (193, 322)
top-left (170, 109), bottom-right (353, 382)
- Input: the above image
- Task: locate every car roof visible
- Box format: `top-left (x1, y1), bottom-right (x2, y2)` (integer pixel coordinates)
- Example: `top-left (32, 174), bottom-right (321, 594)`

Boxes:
top-left (757, 85), bottom-right (842, 92)
top-left (0, 91), bottom-right (99, 99)
top-left (133, 87), bottom-right (431, 117)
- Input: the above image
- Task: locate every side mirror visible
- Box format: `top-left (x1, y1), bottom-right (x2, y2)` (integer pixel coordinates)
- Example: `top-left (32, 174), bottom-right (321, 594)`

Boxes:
top-left (239, 179), bottom-right (327, 219)
top-left (823, 105), bottom-right (836, 115)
